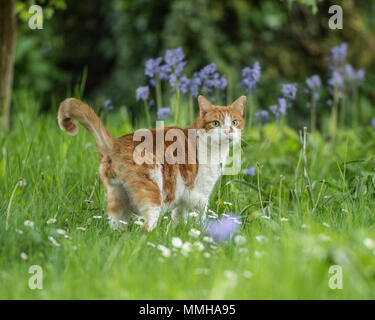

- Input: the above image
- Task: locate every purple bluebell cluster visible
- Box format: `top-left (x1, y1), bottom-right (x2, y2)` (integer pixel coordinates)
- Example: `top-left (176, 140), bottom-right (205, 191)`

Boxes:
top-left (244, 167), bottom-right (256, 177)
top-left (269, 84), bottom-right (297, 118)
top-left (371, 118), bottom-right (375, 130)
top-left (326, 43), bottom-right (365, 97)
top-left (281, 84), bottom-right (297, 100)
top-left (204, 214), bottom-right (241, 242)
top-left (195, 63), bottom-right (227, 97)
top-left (136, 86), bottom-right (150, 101)
top-left (255, 109), bottom-right (269, 124)
top-left (103, 99), bottom-right (114, 111)
top-left (157, 107), bottom-right (172, 120)
top-left (239, 61), bottom-right (261, 95)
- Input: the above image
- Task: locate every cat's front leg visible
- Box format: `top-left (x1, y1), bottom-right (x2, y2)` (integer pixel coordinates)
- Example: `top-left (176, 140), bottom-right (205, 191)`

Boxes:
top-left (171, 207), bottom-right (188, 226)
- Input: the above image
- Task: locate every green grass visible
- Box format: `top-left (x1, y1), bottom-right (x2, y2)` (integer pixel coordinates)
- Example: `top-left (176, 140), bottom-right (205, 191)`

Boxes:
top-left (1, 94), bottom-right (375, 299)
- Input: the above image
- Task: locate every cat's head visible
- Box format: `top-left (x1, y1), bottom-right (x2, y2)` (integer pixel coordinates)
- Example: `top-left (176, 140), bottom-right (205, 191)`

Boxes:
top-left (193, 95), bottom-right (246, 145)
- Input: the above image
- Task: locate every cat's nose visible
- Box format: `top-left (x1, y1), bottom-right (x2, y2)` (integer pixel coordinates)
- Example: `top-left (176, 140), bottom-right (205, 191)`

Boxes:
top-left (223, 129), bottom-right (230, 135)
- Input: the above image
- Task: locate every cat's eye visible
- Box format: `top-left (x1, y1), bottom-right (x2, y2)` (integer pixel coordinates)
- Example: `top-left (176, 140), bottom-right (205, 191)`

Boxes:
top-left (232, 120), bottom-right (238, 126)
top-left (212, 120), bottom-right (220, 127)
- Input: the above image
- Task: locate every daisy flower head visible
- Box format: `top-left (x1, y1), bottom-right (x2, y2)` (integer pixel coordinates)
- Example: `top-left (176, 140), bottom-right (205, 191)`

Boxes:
top-left (189, 228), bottom-right (201, 238)
top-left (194, 241), bottom-right (205, 251)
top-left (20, 252), bottom-right (28, 260)
top-left (24, 220), bottom-right (34, 228)
top-left (56, 229), bottom-right (67, 235)
top-left (363, 238), bottom-right (375, 250)
top-left (280, 217), bottom-right (288, 222)
top-left (93, 215), bottom-right (102, 219)
top-left (172, 237), bottom-right (183, 248)
top-left (48, 236), bottom-right (60, 247)
top-left (189, 211), bottom-right (199, 218)
top-left (46, 218), bottom-right (56, 225)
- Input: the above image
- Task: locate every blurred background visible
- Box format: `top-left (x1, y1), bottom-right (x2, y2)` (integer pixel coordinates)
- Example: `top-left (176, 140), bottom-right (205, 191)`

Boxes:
top-left (2, 0), bottom-right (375, 128)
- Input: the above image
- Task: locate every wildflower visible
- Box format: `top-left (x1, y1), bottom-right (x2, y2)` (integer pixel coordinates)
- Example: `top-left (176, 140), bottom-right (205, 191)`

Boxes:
top-left (306, 75), bottom-right (322, 91)
top-left (76, 227), bottom-right (86, 231)
top-left (239, 62), bottom-right (261, 94)
top-left (204, 213), bottom-right (241, 242)
top-left (181, 242), bottom-right (192, 255)
top-left (19, 178), bottom-right (27, 187)
top-left (371, 118), bottom-right (375, 130)
top-left (146, 242), bottom-right (156, 247)
top-left (243, 270), bottom-right (253, 279)
top-left (164, 47), bottom-right (185, 70)
top-left (198, 63), bottom-right (227, 96)
top-left (119, 220), bottom-right (128, 225)
top-left (322, 222), bottom-right (330, 228)
top-left (255, 235), bottom-right (267, 244)
top-left (363, 238), bottom-right (375, 250)
top-left (46, 218), bottom-right (56, 225)
top-left (203, 236), bottom-right (214, 243)
top-left (15, 229), bottom-right (24, 234)
top-left (157, 107), bottom-right (172, 120)
top-left (244, 167), bottom-right (255, 177)
top-left (136, 86), bottom-right (150, 101)
top-left (93, 215), bottom-right (102, 219)
top-left (157, 245), bottom-right (171, 258)
top-left (20, 252), bottom-right (28, 260)
top-left (134, 220), bottom-right (144, 227)
top-left (56, 229), bottom-right (67, 235)
top-left (190, 72), bottom-right (202, 97)
top-left (203, 252), bottom-right (211, 258)
top-left (145, 57), bottom-right (163, 84)
top-left (280, 217), bottom-right (288, 222)
top-left (255, 110), bottom-right (269, 124)
top-left (223, 201), bottom-right (233, 206)
top-left (234, 235), bottom-right (246, 245)
top-left (189, 212), bottom-right (199, 218)
top-left (103, 99), bottom-right (114, 111)
top-left (224, 270), bottom-right (238, 282)
top-left (48, 236), bottom-right (60, 247)
top-left (24, 220), bottom-right (34, 228)
top-left (194, 241), bottom-right (205, 251)
top-left (189, 228), bottom-right (201, 238)
top-left (177, 75), bottom-right (191, 94)
top-left (326, 43), bottom-right (347, 70)
top-left (281, 84), bottom-right (297, 100)
top-left (172, 237), bottom-right (183, 248)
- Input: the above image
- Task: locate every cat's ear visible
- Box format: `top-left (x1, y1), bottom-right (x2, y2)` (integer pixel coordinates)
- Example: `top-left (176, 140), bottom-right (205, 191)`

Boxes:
top-left (231, 96), bottom-right (246, 116)
top-left (198, 95), bottom-right (212, 117)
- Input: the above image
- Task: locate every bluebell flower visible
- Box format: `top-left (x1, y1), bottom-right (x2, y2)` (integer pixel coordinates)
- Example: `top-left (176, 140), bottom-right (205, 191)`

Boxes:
top-left (239, 61), bottom-right (261, 94)
top-left (204, 214), bottom-right (241, 242)
top-left (270, 105), bottom-right (280, 118)
top-left (145, 57), bottom-right (163, 79)
top-left (177, 75), bottom-right (191, 94)
top-left (190, 72), bottom-right (203, 97)
top-left (255, 110), bottom-right (269, 123)
top-left (164, 47), bottom-right (185, 68)
top-left (371, 118), bottom-right (375, 130)
top-left (244, 167), bottom-right (256, 177)
top-left (278, 98), bottom-right (288, 113)
top-left (198, 63), bottom-right (227, 95)
top-left (157, 107), bottom-right (172, 120)
top-left (136, 86), bottom-right (150, 101)
top-left (103, 99), bottom-right (114, 111)
top-left (281, 83), bottom-right (297, 100)
top-left (306, 75), bottom-right (321, 91)
top-left (326, 43), bottom-right (347, 70)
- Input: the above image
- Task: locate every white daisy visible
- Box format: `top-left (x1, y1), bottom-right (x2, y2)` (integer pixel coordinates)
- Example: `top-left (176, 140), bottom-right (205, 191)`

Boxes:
top-left (181, 242), bottom-right (192, 255)
top-left (363, 238), bottom-right (375, 249)
top-left (194, 241), bottom-right (204, 251)
top-left (157, 245), bottom-right (171, 258)
top-left (234, 235), bottom-right (246, 245)
top-left (280, 217), bottom-right (288, 222)
top-left (172, 237), bottom-right (183, 248)
top-left (56, 229), bottom-right (66, 235)
top-left (223, 201), bottom-right (233, 206)
top-left (48, 236), bottom-right (60, 247)
top-left (255, 235), bottom-right (266, 244)
top-left (76, 227), bottom-right (86, 231)
top-left (146, 241), bottom-right (156, 247)
top-left (93, 215), bottom-right (102, 219)
top-left (134, 220), bottom-right (144, 226)
top-left (203, 236), bottom-right (214, 243)
top-left (189, 228), bottom-right (201, 238)
top-left (19, 179), bottom-right (27, 187)
top-left (20, 252), bottom-right (28, 260)
top-left (46, 218), bottom-right (56, 225)
top-left (322, 222), bottom-right (330, 228)
top-left (24, 220), bottom-right (34, 228)
top-left (189, 212), bottom-right (199, 218)
top-left (119, 220), bottom-right (128, 225)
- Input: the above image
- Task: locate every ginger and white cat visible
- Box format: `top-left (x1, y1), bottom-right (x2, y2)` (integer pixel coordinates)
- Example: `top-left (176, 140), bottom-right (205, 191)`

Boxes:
top-left (58, 95), bottom-right (246, 231)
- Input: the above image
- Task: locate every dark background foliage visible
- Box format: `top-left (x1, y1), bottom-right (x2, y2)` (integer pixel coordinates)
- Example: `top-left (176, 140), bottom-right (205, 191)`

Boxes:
top-left (14, 0), bottom-right (375, 122)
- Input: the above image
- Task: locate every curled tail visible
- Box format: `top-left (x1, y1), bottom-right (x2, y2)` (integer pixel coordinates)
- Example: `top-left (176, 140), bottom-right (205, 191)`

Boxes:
top-left (58, 98), bottom-right (114, 153)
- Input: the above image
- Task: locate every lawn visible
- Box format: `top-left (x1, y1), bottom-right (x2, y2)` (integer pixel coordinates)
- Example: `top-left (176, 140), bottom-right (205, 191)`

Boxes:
top-left (1, 90), bottom-right (375, 300)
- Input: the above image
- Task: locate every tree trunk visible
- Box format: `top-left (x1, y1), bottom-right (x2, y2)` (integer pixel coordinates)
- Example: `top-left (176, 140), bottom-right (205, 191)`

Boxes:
top-left (0, 0), bottom-right (16, 131)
